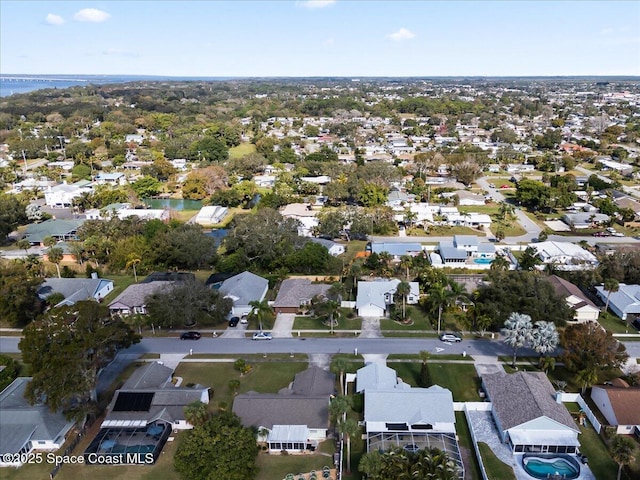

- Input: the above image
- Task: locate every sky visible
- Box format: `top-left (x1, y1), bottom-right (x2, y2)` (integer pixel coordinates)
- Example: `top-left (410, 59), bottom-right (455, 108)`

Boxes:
top-left (1, 0), bottom-right (639, 77)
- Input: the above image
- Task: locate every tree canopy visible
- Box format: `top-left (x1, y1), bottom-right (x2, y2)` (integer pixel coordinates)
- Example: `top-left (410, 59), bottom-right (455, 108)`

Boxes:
top-left (560, 322), bottom-right (628, 374)
top-left (0, 259), bottom-right (43, 326)
top-left (174, 411), bottom-right (258, 480)
top-left (19, 301), bottom-right (140, 418)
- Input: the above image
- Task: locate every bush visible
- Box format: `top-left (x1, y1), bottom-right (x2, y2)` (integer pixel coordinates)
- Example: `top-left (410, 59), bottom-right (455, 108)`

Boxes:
top-left (0, 355), bottom-right (20, 391)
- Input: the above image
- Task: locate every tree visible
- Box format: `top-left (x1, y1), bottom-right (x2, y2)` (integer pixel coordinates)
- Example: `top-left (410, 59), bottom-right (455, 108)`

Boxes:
top-left (0, 260), bottom-right (42, 326)
top-left (228, 379), bottom-right (240, 396)
top-left (47, 246), bottom-right (63, 278)
top-left (490, 255), bottom-right (510, 271)
top-left (131, 176), bottom-right (161, 198)
top-left (184, 401), bottom-right (210, 427)
top-left (603, 278), bottom-right (620, 314)
top-left (191, 136), bottom-right (229, 165)
top-left (576, 367), bottom-right (598, 395)
top-left (561, 322), bottom-right (628, 374)
top-left (610, 435), bottom-right (636, 480)
top-left (518, 246), bottom-right (542, 271)
top-left (125, 254), bottom-right (141, 283)
top-left (174, 411), bottom-right (258, 480)
top-left (0, 193), bottom-right (28, 242)
top-left (331, 357), bottom-right (350, 395)
top-left (19, 301), bottom-right (140, 419)
top-left (359, 446), bottom-right (459, 480)
top-left (419, 350), bottom-right (432, 387)
top-left (16, 238), bottom-right (31, 255)
top-left (328, 394), bottom-right (352, 423)
top-left (395, 281), bottom-right (412, 320)
top-left (531, 321), bottom-right (559, 357)
top-left (146, 279), bottom-right (232, 328)
top-left (248, 299), bottom-right (272, 331)
top-left (502, 312), bottom-right (534, 367)
top-left (338, 417), bottom-right (360, 474)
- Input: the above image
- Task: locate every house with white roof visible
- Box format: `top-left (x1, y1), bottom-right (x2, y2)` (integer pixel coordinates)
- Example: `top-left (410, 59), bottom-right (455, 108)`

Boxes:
top-left (529, 241), bottom-right (599, 271)
top-left (356, 279), bottom-right (419, 317)
top-left (455, 191), bottom-right (486, 206)
top-left (435, 235), bottom-right (496, 269)
top-left (194, 205), bottom-right (228, 226)
top-left (95, 173), bottom-right (126, 186)
top-left (594, 283), bottom-right (640, 321)
top-left (309, 237), bottom-right (345, 256)
top-left (44, 180), bottom-right (94, 208)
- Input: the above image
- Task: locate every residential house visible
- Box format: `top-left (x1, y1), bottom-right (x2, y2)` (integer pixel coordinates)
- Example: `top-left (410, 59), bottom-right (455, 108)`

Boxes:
top-left (233, 366), bottom-right (335, 453)
top-left (0, 378), bottom-right (75, 467)
top-left (23, 219), bottom-right (85, 245)
top-left (482, 371), bottom-right (580, 454)
top-left (562, 212), bottom-right (610, 229)
top-left (386, 189), bottom-right (415, 207)
top-left (43, 180), bottom-right (93, 208)
top-left (280, 203), bottom-right (319, 237)
top-left (444, 212), bottom-right (492, 229)
top-left (218, 271), bottom-right (269, 317)
top-left (83, 362), bottom-right (208, 465)
top-left (356, 363), bottom-right (463, 478)
top-left (591, 379), bottom-right (640, 435)
top-left (116, 208), bottom-right (169, 222)
top-left (436, 235), bottom-right (496, 268)
top-left (308, 237), bottom-right (345, 256)
top-left (108, 281), bottom-right (175, 316)
top-left (273, 278), bottom-right (331, 314)
top-left (529, 241), bottom-right (599, 271)
top-left (545, 275), bottom-right (600, 323)
top-left (369, 242), bottom-right (423, 260)
top-left (356, 279), bottom-right (419, 317)
top-left (37, 276), bottom-right (114, 307)
top-left (94, 173), bottom-right (126, 186)
top-left (594, 283), bottom-right (640, 321)
top-left (597, 158), bottom-right (633, 177)
top-left (194, 205), bottom-right (229, 226)
top-left (455, 191), bottom-right (486, 206)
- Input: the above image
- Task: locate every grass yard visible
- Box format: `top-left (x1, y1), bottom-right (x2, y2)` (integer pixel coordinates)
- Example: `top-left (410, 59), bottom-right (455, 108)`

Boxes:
top-left (388, 363), bottom-right (481, 401)
top-left (102, 274), bottom-right (145, 303)
top-left (174, 361), bottom-right (308, 410)
top-left (169, 209), bottom-right (199, 223)
top-left (424, 226), bottom-right (487, 237)
top-left (454, 411), bottom-right (482, 480)
top-left (477, 442), bottom-right (516, 480)
top-left (597, 311), bottom-right (635, 334)
top-left (229, 142), bottom-right (257, 159)
top-left (380, 306), bottom-right (433, 331)
top-left (293, 315), bottom-right (362, 331)
top-left (577, 426), bottom-right (627, 480)
top-left (256, 451), bottom-right (336, 480)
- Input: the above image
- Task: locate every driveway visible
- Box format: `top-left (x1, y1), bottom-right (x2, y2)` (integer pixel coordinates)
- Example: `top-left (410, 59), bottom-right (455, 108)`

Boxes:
top-left (272, 313), bottom-right (295, 338)
top-left (221, 323), bottom-right (248, 338)
top-left (359, 317), bottom-right (382, 338)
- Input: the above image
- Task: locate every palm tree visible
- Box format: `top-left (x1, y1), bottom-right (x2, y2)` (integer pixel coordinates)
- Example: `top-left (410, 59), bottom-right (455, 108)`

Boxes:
top-left (337, 417), bottom-right (359, 474)
top-left (16, 238), bottom-right (31, 256)
top-left (228, 379), bottom-right (240, 396)
top-left (67, 241), bottom-right (85, 265)
top-left (610, 435), bottom-right (636, 480)
top-left (395, 281), bottom-right (412, 320)
top-left (328, 395), bottom-right (351, 423)
top-left (183, 401), bottom-right (210, 427)
top-left (603, 278), bottom-right (619, 314)
top-left (249, 299), bottom-right (272, 331)
top-left (125, 255), bottom-right (142, 283)
top-left (577, 367), bottom-right (598, 395)
top-left (489, 255), bottom-right (510, 271)
top-left (531, 321), bottom-right (559, 358)
top-left (502, 312), bottom-right (534, 368)
top-left (42, 235), bottom-right (57, 249)
top-left (399, 255), bottom-right (413, 281)
top-left (359, 451), bottom-right (383, 480)
top-left (331, 357), bottom-right (350, 395)
top-left (47, 246), bottom-right (63, 278)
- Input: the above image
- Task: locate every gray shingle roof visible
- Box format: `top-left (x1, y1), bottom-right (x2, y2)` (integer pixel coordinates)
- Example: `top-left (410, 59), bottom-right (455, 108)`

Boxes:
top-left (232, 395), bottom-right (329, 430)
top-left (218, 271), bottom-right (268, 307)
top-left (273, 279), bottom-right (331, 309)
top-left (122, 362), bottom-right (173, 390)
top-left (546, 275), bottom-right (597, 309)
top-left (37, 278), bottom-right (112, 303)
top-left (0, 378), bottom-right (75, 455)
top-left (290, 366), bottom-right (335, 396)
top-left (24, 219), bottom-right (85, 244)
top-left (108, 281), bottom-right (175, 309)
top-left (482, 371), bottom-right (578, 432)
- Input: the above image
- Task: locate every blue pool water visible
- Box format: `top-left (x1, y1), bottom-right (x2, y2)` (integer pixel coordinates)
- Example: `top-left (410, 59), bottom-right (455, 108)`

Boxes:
top-left (522, 456), bottom-right (579, 479)
top-left (473, 257), bottom-right (493, 264)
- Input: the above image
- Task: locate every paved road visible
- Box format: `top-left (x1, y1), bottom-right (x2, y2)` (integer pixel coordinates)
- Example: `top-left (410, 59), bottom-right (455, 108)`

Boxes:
top-left (575, 165), bottom-right (640, 200)
top-left (3, 335), bottom-right (639, 359)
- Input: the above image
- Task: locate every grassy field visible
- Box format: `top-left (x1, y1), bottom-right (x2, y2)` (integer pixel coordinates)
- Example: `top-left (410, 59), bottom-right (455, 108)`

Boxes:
top-left (598, 311), bottom-right (636, 334)
top-left (576, 425), bottom-right (640, 480)
top-left (293, 316), bottom-right (362, 331)
top-left (174, 361), bottom-right (308, 410)
top-left (256, 450), bottom-right (336, 480)
top-left (424, 226), bottom-right (487, 237)
top-left (229, 142), bottom-right (257, 159)
top-left (389, 362), bottom-right (481, 401)
top-left (379, 306), bottom-right (434, 331)
top-left (477, 442), bottom-right (516, 480)
top-left (102, 274), bottom-right (144, 303)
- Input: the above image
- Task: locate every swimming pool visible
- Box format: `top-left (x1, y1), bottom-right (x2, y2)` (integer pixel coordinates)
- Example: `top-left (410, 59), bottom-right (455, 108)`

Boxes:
top-left (473, 257), bottom-right (493, 264)
top-left (522, 455), bottom-right (580, 479)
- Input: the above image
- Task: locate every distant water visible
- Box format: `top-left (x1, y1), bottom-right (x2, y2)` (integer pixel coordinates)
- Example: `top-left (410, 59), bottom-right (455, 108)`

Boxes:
top-left (143, 198), bottom-right (203, 211)
top-left (0, 74), bottom-right (234, 97)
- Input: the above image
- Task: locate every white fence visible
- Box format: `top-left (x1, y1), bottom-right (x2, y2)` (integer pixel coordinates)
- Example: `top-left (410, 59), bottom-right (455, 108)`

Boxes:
top-left (463, 404), bottom-right (492, 480)
top-left (557, 392), bottom-right (602, 434)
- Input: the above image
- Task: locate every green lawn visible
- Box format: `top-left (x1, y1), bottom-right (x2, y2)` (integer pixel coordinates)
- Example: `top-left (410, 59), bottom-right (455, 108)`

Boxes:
top-left (229, 142), bottom-right (257, 159)
top-left (102, 274), bottom-right (144, 303)
top-left (293, 315), bottom-right (362, 331)
top-left (380, 306), bottom-right (433, 331)
top-left (477, 442), bottom-right (516, 480)
top-left (424, 226), bottom-right (487, 237)
top-left (454, 411), bottom-right (482, 480)
top-left (598, 311), bottom-right (635, 334)
top-left (389, 363), bottom-right (481, 401)
top-left (256, 450), bottom-right (336, 480)
top-left (174, 361), bottom-right (308, 410)
top-left (577, 426), bottom-right (622, 480)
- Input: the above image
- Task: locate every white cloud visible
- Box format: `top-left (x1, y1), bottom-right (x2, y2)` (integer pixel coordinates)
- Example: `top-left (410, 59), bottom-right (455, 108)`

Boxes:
top-left (74, 8), bottom-right (111, 23)
top-left (386, 28), bottom-right (415, 42)
top-left (45, 13), bottom-right (64, 25)
top-left (299, 0), bottom-right (337, 9)
top-left (324, 37), bottom-right (335, 46)
top-left (102, 48), bottom-right (138, 57)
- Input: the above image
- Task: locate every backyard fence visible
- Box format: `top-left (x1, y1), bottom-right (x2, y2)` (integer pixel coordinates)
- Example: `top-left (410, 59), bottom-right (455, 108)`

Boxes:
top-left (557, 392), bottom-right (602, 434)
top-left (463, 403), bottom-right (492, 480)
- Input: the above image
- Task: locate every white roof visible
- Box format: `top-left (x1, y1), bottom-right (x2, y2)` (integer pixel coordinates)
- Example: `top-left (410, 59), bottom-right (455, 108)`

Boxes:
top-left (356, 363), bottom-right (397, 393)
top-left (356, 280), bottom-right (419, 310)
top-left (364, 386), bottom-right (455, 425)
top-left (267, 425), bottom-right (309, 443)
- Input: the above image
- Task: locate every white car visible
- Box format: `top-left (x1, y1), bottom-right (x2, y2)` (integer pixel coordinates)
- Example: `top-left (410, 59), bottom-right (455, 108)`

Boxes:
top-left (252, 331), bottom-right (272, 340)
top-left (439, 333), bottom-right (462, 343)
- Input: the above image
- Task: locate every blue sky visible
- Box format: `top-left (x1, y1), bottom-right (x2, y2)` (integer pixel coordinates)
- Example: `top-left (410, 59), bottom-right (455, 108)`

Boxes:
top-left (1, 1), bottom-right (638, 76)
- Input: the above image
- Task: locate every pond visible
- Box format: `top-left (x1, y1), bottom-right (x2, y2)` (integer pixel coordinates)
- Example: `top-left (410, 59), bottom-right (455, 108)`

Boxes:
top-left (205, 229), bottom-right (229, 247)
top-left (143, 198), bottom-right (202, 211)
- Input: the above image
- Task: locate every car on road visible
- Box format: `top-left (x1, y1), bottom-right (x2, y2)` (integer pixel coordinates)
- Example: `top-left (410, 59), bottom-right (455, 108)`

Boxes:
top-left (180, 331), bottom-right (201, 340)
top-left (500, 184), bottom-right (510, 189)
top-left (228, 317), bottom-right (240, 327)
top-left (439, 333), bottom-right (462, 343)
top-left (403, 444), bottom-right (420, 453)
top-left (488, 183), bottom-right (495, 188)
top-left (252, 331), bottom-right (273, 340)
top-left (240, 315), bottom-right (248, 324)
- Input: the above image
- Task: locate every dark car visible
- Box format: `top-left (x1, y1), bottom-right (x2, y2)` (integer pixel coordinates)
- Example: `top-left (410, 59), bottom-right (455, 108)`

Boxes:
top-left (632, 318), bottom-right (640, 332)
top-left (228, 317), bottom-right (240, 327)
top-left (180, 331), bottom-right (201, 340)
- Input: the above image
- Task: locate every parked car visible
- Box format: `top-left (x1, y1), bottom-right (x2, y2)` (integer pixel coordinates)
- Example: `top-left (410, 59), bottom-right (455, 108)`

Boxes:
top-left (240, 315), bottom-right (248, 324)
top-left (488, 183), bottom-right (496, 188)
top-left (439, 333), bottom-right (462, 343)
top-left (252, 331), bottom-right (272, 341)
top-left (228, 317), bottom-right (240, 327)
top-left (403, 444), bottom-right (420, 453)
top-left (500, 184), bottom-right (510, 189)
top-left (180, 331), bottom-right (201, 340)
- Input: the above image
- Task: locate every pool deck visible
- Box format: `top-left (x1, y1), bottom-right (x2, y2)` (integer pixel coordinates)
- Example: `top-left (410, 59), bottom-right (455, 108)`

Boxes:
top-left (467, 410), bottom-right (596, 480)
